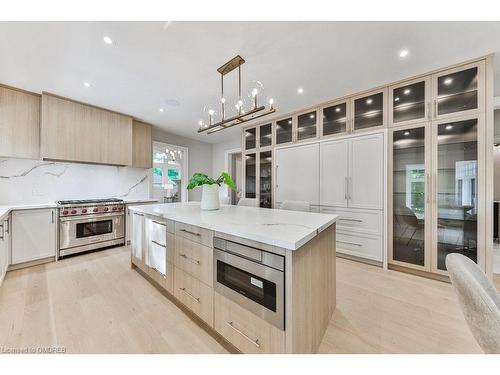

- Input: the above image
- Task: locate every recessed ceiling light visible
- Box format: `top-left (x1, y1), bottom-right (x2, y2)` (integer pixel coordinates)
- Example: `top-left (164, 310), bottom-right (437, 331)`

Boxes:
top-left (159, 108), bottom-right (164, 112)
top-left (399, 49), bottom-right (409, 58)
top-left (297, 87), bottom-right (304, 94)
top-left (445, 125), bottom-right (453, 130)
top-left (394, 97), bottom-right (400, 102)
top-left (444, 77), bottom-right (453, 85)
top-left (366, 98), bottom-right (373, 105)
top-left (83, 82), bottom-right (91, 88)
top-left (404, 89), bottom-right (411, 95)
top-left (103, 36), bottom-right (113, 45)
top-left (404, 131), bottom-right (410, 136)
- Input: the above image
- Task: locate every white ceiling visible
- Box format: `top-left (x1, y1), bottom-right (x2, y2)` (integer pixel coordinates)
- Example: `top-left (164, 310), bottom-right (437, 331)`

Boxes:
top-left (1, 21), bottom-right (499, 144)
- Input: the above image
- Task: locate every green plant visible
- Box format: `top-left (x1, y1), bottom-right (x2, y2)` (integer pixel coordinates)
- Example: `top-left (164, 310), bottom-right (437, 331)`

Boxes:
top-left (187, 172), bottom-right (236, 191)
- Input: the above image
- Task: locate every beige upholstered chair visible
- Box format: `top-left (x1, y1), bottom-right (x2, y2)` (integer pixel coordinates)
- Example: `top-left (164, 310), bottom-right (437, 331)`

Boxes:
top-left (446, 253), bottom-right (500, 353)
top-left (237, 198), bottom-right (258, 207)
top-left (280, 200), bottom-right (311, 212)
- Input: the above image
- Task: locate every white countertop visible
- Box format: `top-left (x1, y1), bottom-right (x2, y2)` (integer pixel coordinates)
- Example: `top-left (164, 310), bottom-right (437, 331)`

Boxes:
top-left (123, 198), bottom-right (159, 204)
top-left (129, 202), bottom-right (338, 250)
top-left (0, 202), bottom-right (59, 219)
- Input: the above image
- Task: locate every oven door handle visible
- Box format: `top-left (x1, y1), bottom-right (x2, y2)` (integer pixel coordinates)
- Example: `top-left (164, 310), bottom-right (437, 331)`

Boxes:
top-left (59, 212), bottom-right (123, 222)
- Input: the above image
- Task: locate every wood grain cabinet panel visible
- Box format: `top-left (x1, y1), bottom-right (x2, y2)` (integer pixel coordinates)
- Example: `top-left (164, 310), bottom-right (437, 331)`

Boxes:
top-left (132, 120), bottom-right (152, 168)
top-left (174, 236), bottom-right (213, 287)
top-left (214, 292), bottom-right (285, 354)
top-left (0, 86), bottom-right (40, 159)
top-left (40, 93), bottom-right (132, 166)
top-left (174, 267), bottom-right (214, 326)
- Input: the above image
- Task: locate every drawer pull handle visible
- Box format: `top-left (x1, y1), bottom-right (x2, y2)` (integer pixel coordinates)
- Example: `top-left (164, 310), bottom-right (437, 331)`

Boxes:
top-left (180, 253), bottom-right (201, 265)
top-left (152, 220), bottom-right (166, 227)
top-left (339, 218), bottom-right (363, 223)
top-left (134, 213), bottom-right (144, 217)
top-left (226, 321), bottom-right (260, 348)
top-left (180, 228), bottom-right (201, 237)
top-left (337, 240), bottom-right (362, 247)
top-left (179, 287), bottom-right (200, 303)
top-left (152, 267), bottom-right (167, 279)
top-left (151, 240), bottom-right (166, 248)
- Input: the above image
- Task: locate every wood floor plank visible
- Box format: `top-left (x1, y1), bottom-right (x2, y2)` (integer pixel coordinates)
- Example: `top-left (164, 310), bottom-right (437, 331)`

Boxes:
top-left (0, 247), bottom-right (488, 354)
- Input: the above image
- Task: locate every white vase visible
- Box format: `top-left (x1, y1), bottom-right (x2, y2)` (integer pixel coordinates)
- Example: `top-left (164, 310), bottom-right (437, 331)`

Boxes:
top-left (200, 184), bottom-right (220, 210)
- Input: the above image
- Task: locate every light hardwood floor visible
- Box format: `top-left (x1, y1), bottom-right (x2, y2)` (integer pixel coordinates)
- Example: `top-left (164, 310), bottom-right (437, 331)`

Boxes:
top-left (0, 246), bottom-right (496, 354)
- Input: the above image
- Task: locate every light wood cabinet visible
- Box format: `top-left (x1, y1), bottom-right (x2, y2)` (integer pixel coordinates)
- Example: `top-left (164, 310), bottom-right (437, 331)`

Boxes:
top-left (174, 222), bottom-right (213, 247)
top-left (0, 86), bottom-right (40, 159)
top-left (11, 209), bottom-right (56, 265)
top-left (174, 236), bottom-right (213, 287)
top-left (214, 292), bottom-right (285, 354)
top-left (174, 267), bottom-right (214, 326)
top-left (132, 120), bottom-right (152, 168)
top-left (40, 93), bottom-right (133, 166)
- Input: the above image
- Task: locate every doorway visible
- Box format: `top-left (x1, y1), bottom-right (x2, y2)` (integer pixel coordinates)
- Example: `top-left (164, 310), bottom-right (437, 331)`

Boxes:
top-left (225, 148), bottom-right (242, 205)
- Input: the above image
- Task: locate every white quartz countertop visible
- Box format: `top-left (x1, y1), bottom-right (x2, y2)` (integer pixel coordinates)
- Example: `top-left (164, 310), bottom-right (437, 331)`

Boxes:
top-left (123, 199), bottom-right (159, 204)
top-left (129, 202), bottom-right (338, 250)
top-left (0, 202), bottom-right (59, 219)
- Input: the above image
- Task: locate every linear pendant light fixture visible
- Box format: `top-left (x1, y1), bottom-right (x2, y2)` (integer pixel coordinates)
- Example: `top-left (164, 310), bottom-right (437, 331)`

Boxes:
top-left (197, 55), bottom-right (276, 134)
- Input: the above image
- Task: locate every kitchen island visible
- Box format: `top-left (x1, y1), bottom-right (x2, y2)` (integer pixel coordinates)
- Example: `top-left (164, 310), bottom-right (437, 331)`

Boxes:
top-left (128, 202), bottom-right (338, 354)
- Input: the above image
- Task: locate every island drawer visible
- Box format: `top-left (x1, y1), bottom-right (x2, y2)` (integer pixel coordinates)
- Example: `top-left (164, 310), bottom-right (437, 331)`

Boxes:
top-left (174, 267), bottom-right (214, 327)
top-left (336, 231), bottom-right (383, 262)
top-left (214, 292), bottom-right (285, 354)
top-left (174, 236), bottom-right (213, 287)
top-left (146, 218), bottom-right (168, 246)
top-left (147, 260), bottom-right (174, 294)
top-left (175, 222), bottom-right (213, 247)
top-left (319, 206), bottom-right (382, 236)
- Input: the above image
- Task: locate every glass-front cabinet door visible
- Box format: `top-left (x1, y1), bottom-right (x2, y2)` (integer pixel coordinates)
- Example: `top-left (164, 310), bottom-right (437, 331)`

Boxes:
top-left (390, 77), bottom-right (430, 127)
top-left (297, 110), bottom-right (318, 141)
top-left (432, 117), bottom-right (481, 274)
top-left (259, 150), bottom-right (273, 208)
top-left (244, 153), bottom-right (256, 199)
top-left (259, 123), bottom-right (273, 148)
top-left (432, 61), bottom-right (484, 121)
top-left (244, 127), bottom-right (257, 151)
top-left (321, 101), bottom-right (349, 138)
top-left (352, 89), bottom-right (386, 132)
top-left (275, 117), bottom-right (293, 145)
top-left (390, 124), bottom-right (430, 270)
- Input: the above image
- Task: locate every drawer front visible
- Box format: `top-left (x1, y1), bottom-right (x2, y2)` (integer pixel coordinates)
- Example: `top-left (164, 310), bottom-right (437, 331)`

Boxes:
top-left (148, 260), bottom-right (174, 294)
top-left (147, 218), bottom-right (167, 246)
top-left (336, 231), bottom-right (383, 262)
top-left (175, 222), bottom-right (213, 247)
top-left (320, 206), bottom-right (382, 235)
top-left (174, 267), bottom-right (214, 326)
top-left (214, 292), bottom-right (285, 354)
top-left (174, 236), bottom-right (213, 287)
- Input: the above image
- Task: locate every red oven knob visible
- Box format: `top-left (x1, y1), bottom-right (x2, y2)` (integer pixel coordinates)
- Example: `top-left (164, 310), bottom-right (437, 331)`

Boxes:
top-left (103, 207), bottom-right (109, 212)
top-left (62, 210), bottom-right (68, 215)
top-left (81, 208), bottom-right (87, 213)
top-left (112, 206), bottom-right (117, 211)
top-left (71, 209), bottom-right (77, 214)
top-left (93, 208), bottom-right (99, 213)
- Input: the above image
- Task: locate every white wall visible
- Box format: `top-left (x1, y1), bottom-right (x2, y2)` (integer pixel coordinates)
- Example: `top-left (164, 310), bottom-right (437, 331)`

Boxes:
top-left (152, 127), bottom-right (213, 201)
top-left (0, 158), bottom-right (150, 204)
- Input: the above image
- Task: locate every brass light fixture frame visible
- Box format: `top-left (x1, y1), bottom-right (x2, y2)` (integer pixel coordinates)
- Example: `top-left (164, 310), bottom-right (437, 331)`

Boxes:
top-left (198, 55), bottom-right (275, 134)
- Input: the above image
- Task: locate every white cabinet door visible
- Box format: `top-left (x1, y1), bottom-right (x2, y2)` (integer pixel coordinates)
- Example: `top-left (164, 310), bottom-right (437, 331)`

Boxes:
top-left (320, 140), bottom-right (349, 207)
top-left (0, 217), bottom-right (8, 284)
top-left (11, 209), bottom-right (56, 264)
top-left (275, 143), bottom-right (319, 207)
top-left (130, 211), bottom-right (144, 261)
top-left (349, 133), bottom-right (384, 210)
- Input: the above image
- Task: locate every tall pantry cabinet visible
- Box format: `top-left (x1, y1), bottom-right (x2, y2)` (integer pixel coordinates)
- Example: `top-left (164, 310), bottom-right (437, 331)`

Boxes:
top-left (388, 59), bottom-right (489, 277)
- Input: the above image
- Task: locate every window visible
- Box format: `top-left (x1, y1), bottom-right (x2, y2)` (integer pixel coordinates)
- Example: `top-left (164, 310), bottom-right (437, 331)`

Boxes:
top-left (405, 164), bottom-right (425, 216)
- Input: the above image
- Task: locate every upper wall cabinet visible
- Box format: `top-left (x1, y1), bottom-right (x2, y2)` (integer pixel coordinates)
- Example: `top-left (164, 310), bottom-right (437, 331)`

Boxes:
top-left (132, 120), bottom-right (152, 168)
top-left (41, 94), bottom-right (133, 166)
top-left (244, 127), bottom-right (257, 151)
top-left (0, 86), bottom-right (40, 159)
top-left (297, 110), bottom-right (318, 141)
top-left (321, 100), bottom-right (349, 138)
top-left (431, 61), bottom-right (485, 121)
top-left (259, 123), bottom-right (273, 148)
top-left (352, 88), bottom-right (387, 132)
top-left (275, 117), bottom-right (294, 145)
top-left (389, 77), bottom-right (431, 127)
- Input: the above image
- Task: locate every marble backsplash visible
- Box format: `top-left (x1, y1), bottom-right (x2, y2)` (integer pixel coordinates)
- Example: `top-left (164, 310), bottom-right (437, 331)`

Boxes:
top-left (0, 158), bottom-right (151, 204)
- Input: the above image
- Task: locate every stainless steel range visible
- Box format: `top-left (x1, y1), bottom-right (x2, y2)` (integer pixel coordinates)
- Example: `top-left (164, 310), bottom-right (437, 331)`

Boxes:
top-left (57, 198), bottom-right (125, 257)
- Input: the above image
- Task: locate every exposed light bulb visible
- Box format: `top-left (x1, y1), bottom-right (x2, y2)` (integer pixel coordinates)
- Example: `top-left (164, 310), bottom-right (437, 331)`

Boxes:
top-left (220, 97), bottom-right (226, 104)
top-left (251, 88), bottom-right (258, 97)
top-left (208, 109), bottom-right (215, 116)
top-left (198, 120), bottom-right (203, 127)
top-left (269, 98), bottom-right (274, 105)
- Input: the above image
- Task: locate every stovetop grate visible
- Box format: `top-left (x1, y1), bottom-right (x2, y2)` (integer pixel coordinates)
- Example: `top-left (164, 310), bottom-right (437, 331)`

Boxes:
top-left (57, 198), bottom-right (124, 205)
